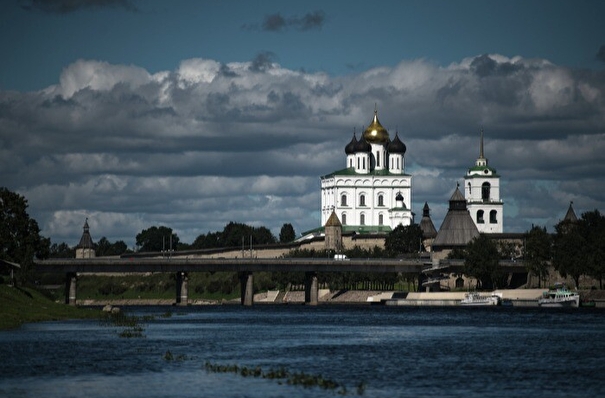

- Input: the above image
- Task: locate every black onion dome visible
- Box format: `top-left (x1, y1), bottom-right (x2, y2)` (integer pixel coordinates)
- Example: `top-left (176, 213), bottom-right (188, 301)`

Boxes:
top-left (388, 132), bottom-right (406, 154)
top-left (345, 132), bottom-right (358, 155)
top-left (354, 135), bottom-right (371, 153)
top-left (396, 192), bottom-right (404, 201)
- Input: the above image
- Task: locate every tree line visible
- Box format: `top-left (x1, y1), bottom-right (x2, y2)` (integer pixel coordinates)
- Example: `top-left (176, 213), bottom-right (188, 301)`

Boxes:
top-left (2, 186), bottom-right (604, 291)
top-left (457, 209), bottom-right (605, 290)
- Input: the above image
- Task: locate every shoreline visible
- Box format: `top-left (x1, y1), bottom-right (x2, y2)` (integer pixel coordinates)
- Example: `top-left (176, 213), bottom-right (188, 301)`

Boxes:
top-left (75, 289), bottom-right (605, 307)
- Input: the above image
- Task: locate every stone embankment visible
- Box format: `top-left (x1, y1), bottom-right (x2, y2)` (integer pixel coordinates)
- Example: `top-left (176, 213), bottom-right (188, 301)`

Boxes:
top-left (77, 289), bottom-right (605, 306)
top-left (256, 290), bottom-right (390, 304)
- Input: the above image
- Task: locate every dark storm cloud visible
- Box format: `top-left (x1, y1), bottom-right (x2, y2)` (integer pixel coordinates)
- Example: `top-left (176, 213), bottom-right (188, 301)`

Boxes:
top-left (248, 51), bottom-right (276, 72)
top-left (21, 0), bottom-right (137, 13)
top-left (262, 13), bottom-right (287, 31)
top-left (596, 45), bottom-right (605, 63)
top-left (298, 10), bottom-right (326, 31)
top-left (470, 54), bottom-right (524, 77)
top-left (219, 63), bottom-right (239, 78)
top-left (244, 10), bottom-right (326, 32)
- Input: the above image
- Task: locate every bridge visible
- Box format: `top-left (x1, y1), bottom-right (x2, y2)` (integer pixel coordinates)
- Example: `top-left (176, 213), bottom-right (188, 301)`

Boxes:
top-left (34, 257), bottom-right (526, 306)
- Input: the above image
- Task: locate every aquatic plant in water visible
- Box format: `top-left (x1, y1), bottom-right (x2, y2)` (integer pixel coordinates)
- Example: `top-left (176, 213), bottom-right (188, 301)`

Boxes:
top-left (100, 311), bottom-right (146, 338)
top-left (163, 350), bottom-right (190, 361)
top-left (203, 361), bottom-right (365, 395)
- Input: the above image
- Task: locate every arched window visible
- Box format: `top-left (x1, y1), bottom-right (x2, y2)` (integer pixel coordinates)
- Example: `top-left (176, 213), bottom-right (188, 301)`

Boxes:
top-left (482, 182), bottom-right (491, 201)
top-left (360, 213), bottom-right (365, 225)
top-left (468, 182), bottom-right (472, 195)
top-left (378, 214), bottom-right (383, 225)
top-left (376, 151), bottom-right (380, 167)
top-left (359, 194), bottom-right (366, 207)
top-left (342, 213), bottom-right (347, 225)
top-left (490, 210), bottom-right (497, 224)
top-left (378, 194), bottom-right (384, 207)
top-left (456, 277), bottom-right (464, 289)
top-left (477, 210), bottom-right (485, 224)
top-left (341, 194), bottom-right (347, 206)
top-left (349, 159), bottom-right (353, 168)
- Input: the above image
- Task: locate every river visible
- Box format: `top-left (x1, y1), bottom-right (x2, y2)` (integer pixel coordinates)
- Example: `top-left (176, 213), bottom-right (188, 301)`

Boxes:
top-left (1, 305), bottom-right (604, 397)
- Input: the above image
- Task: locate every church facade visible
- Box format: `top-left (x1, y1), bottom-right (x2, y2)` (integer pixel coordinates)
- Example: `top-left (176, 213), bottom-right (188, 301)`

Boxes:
top-left (463, 130), bottom-right (503, 233)
top-left (320, 110), bottom-right (412, 232)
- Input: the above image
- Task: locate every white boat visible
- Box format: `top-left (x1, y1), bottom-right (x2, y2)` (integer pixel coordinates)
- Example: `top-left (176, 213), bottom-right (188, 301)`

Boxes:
top-left (460, 292), bottom-right (501, 306)
top-left (538, 284), bottom-right (580, 308)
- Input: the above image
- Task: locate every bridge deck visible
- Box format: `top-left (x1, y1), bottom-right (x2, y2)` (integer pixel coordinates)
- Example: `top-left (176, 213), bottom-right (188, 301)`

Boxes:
top-left (34, 258), bottom-right (425, 274)
top-left (34, 257), bottom-right (525, 274)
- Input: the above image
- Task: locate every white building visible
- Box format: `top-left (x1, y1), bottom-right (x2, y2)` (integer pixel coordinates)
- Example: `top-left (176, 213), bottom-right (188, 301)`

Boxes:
top-left (320, 110), bottom-right (413, 233)
top-left (464, 130), bottom-right (503, 233)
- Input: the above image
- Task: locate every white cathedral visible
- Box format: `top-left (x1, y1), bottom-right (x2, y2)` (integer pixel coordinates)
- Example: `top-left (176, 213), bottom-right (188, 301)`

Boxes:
top-left (317, 110), bottom-right (503, 236)
top-left (320, 109), bottom-right (413, 232)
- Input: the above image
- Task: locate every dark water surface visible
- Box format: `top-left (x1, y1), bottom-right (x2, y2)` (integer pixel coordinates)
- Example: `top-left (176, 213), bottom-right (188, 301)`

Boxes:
top-left (1, 305), bottom-right (604, 397)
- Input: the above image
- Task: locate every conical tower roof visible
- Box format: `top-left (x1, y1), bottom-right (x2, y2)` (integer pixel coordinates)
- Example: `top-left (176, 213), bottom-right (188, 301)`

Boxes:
top-left (77, 218), bottom-right (95, 249)
top-left (419, 202), bottom-right (437, 239)
top-left (433, 185), bottom-right (479, 248)
top-left (563, 201), bottom-right (578, 223)
top-left (325, 210), bottom-right (342, 227)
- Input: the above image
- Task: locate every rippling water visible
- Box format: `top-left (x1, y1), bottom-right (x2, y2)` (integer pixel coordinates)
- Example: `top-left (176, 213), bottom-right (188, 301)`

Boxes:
top-left (1, 305), bottom-right (604, 398)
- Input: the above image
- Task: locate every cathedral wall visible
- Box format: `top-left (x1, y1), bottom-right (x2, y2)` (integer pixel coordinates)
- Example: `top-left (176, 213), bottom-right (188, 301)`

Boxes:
top-left (324, 175), bottom-right (411, 230)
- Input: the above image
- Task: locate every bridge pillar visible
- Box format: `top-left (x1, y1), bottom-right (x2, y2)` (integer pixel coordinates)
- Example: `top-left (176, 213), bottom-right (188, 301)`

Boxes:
top-left (239, 272), bottom-right (254, 306)
top-left (305, 272), bottom-right (318, 306)
top-left (65, 273), bottom-right (77, 306)
top-left (176, 272), bottom-right (189, 306)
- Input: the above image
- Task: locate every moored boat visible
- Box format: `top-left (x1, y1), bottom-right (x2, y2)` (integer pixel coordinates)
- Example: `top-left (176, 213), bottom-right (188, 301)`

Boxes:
top-left (460, 292), bottom-right (501, 306)
top-left (538, 284), bottom-right (580, 308)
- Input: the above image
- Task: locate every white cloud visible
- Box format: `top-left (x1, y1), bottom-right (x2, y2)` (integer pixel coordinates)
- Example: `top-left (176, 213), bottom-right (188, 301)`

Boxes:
top-left (176, 58), bottom-right (221, 86)
top-left (57, 59), bottom-right (152, 98)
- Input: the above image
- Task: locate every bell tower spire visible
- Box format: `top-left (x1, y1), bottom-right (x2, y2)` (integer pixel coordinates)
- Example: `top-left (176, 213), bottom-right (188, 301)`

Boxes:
top-left (476, 128), bottom-right (487, 167)
top-left (480, 127), bottom-right (485, 159)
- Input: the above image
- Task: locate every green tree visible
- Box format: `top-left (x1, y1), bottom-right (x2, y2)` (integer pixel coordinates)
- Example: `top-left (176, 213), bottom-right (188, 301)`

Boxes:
top-left (253, 226), bottom-right (277, 245)
top-left (463, 234), bottom-right (501, 290)
top-left (0, 187), bottom-right (50, 283)
top-left (191, 222), bottom-right (278, 250)
top-left (136, 226), bottom-right (180, 252)
top-left (49, 242), bottom-right (75, 258)
top-left (220, 222), bottom-right (276, 248)
top-left (578, 210), bottom-right (605, 289)
top-left (384, 224), bottom-right (423, 257)
top-left (191, 231), bottom-right (222, 249)
top-left (446, 247), bottom-right (466, 259)
top-left (96, 237), bottom-right (128, 256)
top-left (279, 223), bottom-right (296, 243)
top-left (524, 225), bottom-right (552, 288)
top-left (552, 219), bottom-right (585, 289)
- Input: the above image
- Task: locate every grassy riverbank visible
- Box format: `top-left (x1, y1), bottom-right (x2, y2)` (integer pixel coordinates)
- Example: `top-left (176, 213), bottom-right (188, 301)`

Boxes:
top-left (0, 284), bottom-right (100, 330)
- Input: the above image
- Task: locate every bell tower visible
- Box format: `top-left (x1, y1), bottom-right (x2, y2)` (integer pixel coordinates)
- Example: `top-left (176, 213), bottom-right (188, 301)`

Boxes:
top-left (464, 129), bottom-right (503, 233)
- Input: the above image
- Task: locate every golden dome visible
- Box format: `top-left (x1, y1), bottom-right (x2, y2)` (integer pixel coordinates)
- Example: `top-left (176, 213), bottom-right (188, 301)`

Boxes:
top-left (363, 110), bottom-right (389, 144)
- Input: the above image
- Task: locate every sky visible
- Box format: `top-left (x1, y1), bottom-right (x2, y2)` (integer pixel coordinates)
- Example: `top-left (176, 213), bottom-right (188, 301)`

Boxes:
top-left (1, 0), bottom-right (604, 249)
